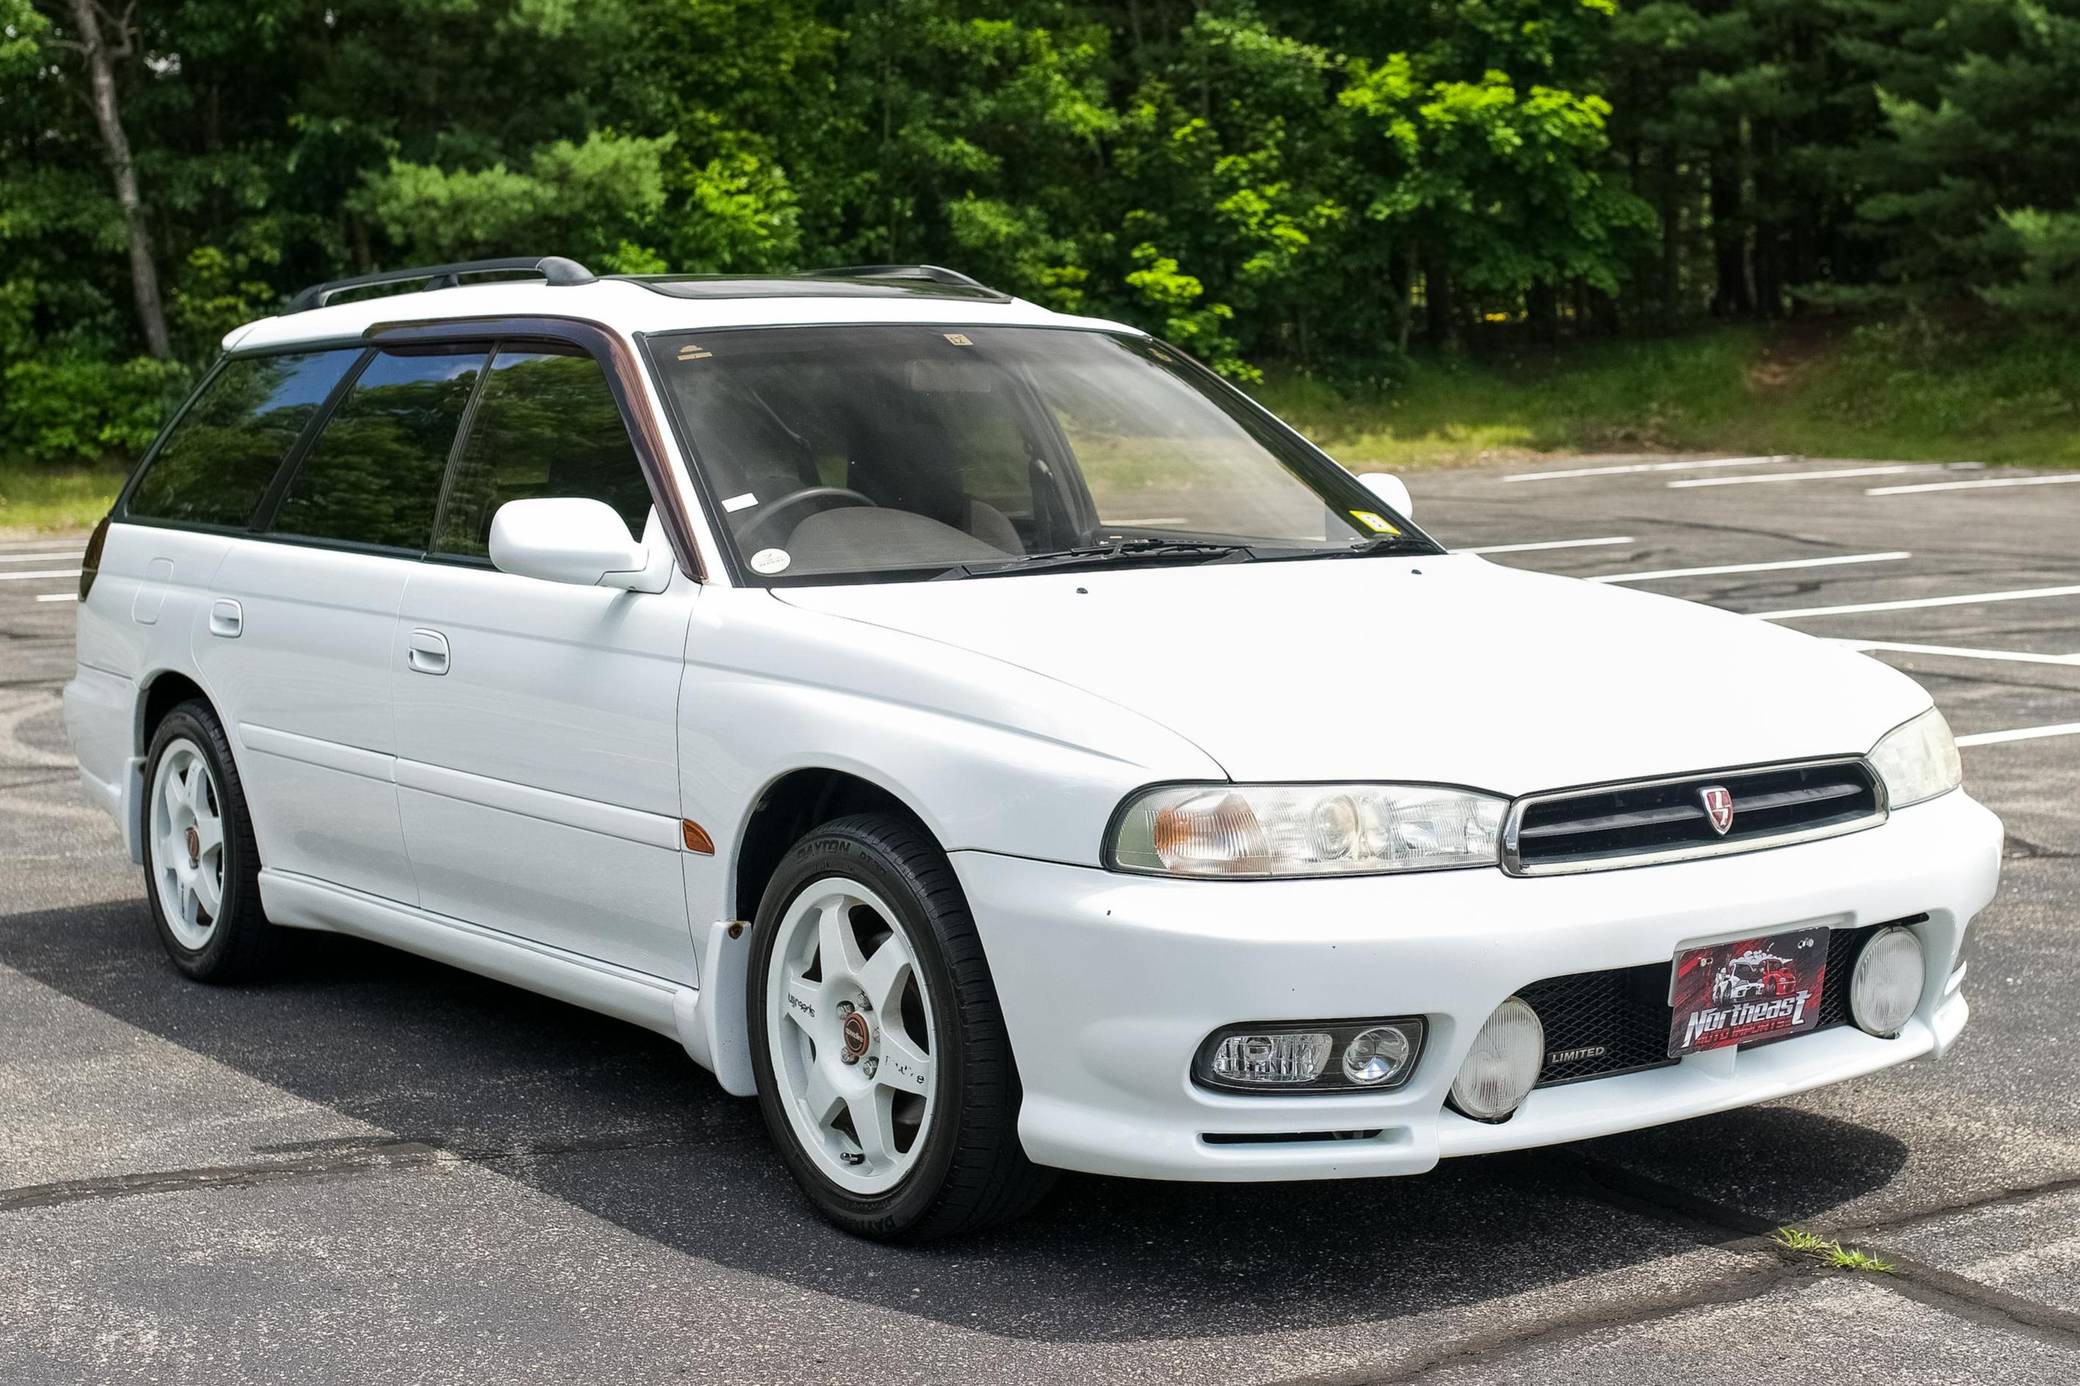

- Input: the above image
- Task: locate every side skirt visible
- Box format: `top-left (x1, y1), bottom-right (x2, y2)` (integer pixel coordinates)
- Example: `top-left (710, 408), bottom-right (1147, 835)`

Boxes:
top-left (258, 868), bottom-right (744, 1082)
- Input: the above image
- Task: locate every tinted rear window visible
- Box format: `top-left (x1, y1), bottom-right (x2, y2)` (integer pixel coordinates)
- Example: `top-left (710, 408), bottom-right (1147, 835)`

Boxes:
top-left (271, 348), bottom-right (485, 549)
top-left (126, 351), bottom-right (359, 527)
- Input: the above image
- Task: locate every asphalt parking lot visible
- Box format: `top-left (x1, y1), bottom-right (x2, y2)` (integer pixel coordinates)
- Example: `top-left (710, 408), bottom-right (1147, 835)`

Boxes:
top-left (3, 455), bottom-right (2077, 1384)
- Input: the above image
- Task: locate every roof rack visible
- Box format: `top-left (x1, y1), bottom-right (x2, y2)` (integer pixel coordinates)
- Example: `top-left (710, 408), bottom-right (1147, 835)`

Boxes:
top-left (284, 255), bottom-right (597, 313)
top-left (809, 264), bottom-right (995, 292)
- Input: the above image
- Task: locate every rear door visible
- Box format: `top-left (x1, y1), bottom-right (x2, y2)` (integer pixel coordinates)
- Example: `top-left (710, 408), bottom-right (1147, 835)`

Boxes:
top-left (201, 345), bottom-right (484, 903)
top-left (390, 344), bottom-right (698, 981)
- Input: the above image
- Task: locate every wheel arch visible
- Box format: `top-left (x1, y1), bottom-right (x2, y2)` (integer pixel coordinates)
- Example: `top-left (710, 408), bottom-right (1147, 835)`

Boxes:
top-left (138, 668), bottom-right (212, 757)
top-left (730, 766), bottom-right (941, 925)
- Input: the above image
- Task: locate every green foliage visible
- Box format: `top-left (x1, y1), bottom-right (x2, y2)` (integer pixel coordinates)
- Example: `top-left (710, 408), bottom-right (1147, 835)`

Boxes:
top-left (4, 0), bottom-right (2080, 481)
top-left (0, 354), bottom-right (189, 467)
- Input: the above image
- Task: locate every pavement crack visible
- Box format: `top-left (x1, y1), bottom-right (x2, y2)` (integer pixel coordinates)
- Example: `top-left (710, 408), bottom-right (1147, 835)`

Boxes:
top-left (0, 1132), bottom-right (694, 1213)
top-left (1562, 1154), bottom-right (2080, 1352)
top-left (1873, 1252), bottom-right (2080, 1350)
top-left (1281, 1263), bottom-right (1795, 1386)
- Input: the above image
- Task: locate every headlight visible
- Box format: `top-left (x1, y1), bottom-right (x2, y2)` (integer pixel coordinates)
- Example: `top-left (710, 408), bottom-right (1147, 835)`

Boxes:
top-left (1108, 783), bottom-right (1507, 878)
top-left (1869, 707), bottom-right (1961, 809)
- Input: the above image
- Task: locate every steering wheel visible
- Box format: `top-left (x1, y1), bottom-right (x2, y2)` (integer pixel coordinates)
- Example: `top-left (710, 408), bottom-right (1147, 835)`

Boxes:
top-left (736, 486), bottom-right (877, 551)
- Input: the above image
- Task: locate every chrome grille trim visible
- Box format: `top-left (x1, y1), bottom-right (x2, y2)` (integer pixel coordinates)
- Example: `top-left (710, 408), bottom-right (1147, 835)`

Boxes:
top-left (1501, 756), bottom-right (1889, 877)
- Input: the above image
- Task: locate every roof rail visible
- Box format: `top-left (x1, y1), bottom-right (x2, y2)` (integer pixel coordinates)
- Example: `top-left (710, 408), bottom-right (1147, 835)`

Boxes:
top-left (285, 255), bottom-right (598, 313)
top-left (809, 264), bottom-right (995, 292)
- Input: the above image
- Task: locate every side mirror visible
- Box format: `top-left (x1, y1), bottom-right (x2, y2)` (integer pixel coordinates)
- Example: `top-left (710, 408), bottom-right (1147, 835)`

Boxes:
top-left (489, 497), bottom-right (657, 590)
top-left (1359, 472), bottom-right (1414, 520)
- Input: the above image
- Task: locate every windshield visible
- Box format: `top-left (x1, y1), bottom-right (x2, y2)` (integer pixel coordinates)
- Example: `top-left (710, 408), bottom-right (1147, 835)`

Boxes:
top-left (645, 324), bottom-right (1430, 582)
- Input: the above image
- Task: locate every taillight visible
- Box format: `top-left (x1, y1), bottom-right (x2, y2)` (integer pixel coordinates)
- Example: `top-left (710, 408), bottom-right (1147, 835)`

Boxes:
top-left (79, 512), bottom-right (111, 602)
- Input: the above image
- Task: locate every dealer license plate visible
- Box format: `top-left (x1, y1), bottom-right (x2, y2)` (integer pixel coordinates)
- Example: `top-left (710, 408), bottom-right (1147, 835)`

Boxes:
top-left (1668, 926), bottom-right (1832, 1057)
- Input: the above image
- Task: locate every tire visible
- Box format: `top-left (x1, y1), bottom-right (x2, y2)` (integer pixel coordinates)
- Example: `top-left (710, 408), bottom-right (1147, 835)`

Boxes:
top-left (747, 813), bottom-right (1055, 1241)
top-left (142, 700), bottom-right (275, 982)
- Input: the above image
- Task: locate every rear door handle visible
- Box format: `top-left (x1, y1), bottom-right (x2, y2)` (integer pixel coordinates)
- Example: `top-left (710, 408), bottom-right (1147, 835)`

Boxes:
top-left (406, 628), bottom-right (450, 676)
top-left (208, 599), bottom-right (242, 638)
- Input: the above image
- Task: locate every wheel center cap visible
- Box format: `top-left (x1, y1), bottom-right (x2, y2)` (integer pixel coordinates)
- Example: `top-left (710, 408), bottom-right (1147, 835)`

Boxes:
top-left (839, 1009), bottom-right (872, 1064)
top-left (184, 825), bottom-right (201, 866)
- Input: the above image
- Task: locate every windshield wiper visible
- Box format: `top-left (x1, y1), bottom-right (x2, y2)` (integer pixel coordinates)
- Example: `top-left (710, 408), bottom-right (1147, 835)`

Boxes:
top-left (935, 538), bottom-right (1256, 580)
top-left (1250, 534), bottom-right (1439, 561)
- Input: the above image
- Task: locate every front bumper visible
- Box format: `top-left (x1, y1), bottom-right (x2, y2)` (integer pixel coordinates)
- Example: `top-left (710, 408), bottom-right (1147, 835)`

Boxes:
top-left (954, 789), bottom-right (2001, 1181)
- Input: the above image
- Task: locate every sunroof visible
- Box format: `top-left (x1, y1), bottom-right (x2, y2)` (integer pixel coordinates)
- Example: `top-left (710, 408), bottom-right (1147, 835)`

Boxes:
top-left (620, 275), bottom-right (1012, 303)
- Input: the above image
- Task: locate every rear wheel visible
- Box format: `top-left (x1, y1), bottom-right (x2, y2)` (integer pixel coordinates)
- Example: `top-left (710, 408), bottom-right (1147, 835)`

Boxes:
top-left (747, 813), bottom-right (1054, 1240)
top-left (143, 701), bottom-right (273, 981)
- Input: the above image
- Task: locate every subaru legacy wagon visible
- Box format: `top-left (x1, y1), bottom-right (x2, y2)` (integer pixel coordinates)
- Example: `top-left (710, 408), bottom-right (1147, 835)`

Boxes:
top-left (64, 256), bottom-right (2001, 1240)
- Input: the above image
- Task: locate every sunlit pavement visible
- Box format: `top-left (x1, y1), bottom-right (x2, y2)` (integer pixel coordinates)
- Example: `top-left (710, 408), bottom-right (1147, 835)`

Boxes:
top-left (3, 456), bottom-right (2077, 1383)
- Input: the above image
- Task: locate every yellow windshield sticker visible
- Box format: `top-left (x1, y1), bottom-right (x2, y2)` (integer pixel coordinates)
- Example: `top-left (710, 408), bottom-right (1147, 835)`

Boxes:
top-left (1351, 510), bottom-right (1401, 535)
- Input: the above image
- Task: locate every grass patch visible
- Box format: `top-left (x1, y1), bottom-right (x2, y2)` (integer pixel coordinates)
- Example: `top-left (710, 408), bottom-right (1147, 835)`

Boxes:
top-left (1257, 321), bottom-right (2080, 470)
top-left (1772, 1226), bottom-right (1896, 1274)
top-left (0, 463), bottom-right (125, 536)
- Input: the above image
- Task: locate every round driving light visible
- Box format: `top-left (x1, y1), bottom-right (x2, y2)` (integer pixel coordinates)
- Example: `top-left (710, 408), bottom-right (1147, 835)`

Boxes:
top-left (1341, 1025), bottom-right (1415, 1086)
top-left (1450, 997), bottom-right (1544, 1122)
top-left (1850, 926), bottom-right (1926, 1038)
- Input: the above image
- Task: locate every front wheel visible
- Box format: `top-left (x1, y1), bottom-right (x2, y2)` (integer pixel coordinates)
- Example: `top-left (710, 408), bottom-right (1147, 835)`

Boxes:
top-left (747, 813), bottom-right (1054, 1240)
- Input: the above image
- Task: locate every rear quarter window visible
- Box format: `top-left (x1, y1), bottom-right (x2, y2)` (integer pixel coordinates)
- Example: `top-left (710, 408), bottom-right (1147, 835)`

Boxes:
top-left (126, 350), bottom-right (360, 528)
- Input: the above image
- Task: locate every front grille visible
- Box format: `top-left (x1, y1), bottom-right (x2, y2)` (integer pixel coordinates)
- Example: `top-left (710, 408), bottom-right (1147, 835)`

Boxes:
top-left (1505, 758), bottom-right (1884, 876)
top-left (1520, 920), bottom-right (1899, 1088)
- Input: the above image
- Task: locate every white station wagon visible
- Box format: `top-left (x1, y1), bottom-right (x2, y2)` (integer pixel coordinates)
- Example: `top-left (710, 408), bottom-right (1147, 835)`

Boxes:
top-left (64, 256), bottom-right (2002, 1240)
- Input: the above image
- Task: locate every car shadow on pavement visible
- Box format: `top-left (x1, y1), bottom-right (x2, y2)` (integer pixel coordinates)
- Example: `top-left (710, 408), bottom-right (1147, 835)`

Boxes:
top-left (0, 902), bottom-right (1910, 1343)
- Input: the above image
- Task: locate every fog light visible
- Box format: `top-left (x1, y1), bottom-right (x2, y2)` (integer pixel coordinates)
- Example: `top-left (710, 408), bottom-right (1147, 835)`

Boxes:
top-left (1206, 1031), bottom-right (1333, 1087)
top-left (1341, 1025), bottom-right (1416, 1086)
top-left (1195, 1017), bottom-right (1427, 1093)
top-left (1450, 997), bottom-right (1543, 1122)
top-left (1850, 926), bottom-right (1926, 1038)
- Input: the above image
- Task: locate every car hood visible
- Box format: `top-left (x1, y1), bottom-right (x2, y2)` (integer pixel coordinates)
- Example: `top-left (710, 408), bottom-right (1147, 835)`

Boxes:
top-left (773, 555), bottom-right (1929, 794)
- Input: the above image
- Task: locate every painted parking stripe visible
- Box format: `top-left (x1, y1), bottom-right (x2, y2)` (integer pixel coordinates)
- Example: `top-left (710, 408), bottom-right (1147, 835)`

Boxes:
top-left (1754, 584), bottom-right (2080, 621)
top-left (1867, 473), bottom-right (2080, 496)
top-left (1459, 536), bottom-right (1635, 555)
top-left (1835, 640), bottom-right (2080, 667)
top-left (1956, 722), bottom-right (2080, 748)
top-left (0, 569), bottom-right (83, 582)
top-left (0, 552), bottom-right (82, 564)
top-left (1504, 456), bottom-right (1790, 482)
top-left (1587, 551), bottom-right (1910, 584)
top-left (33, 592), bottom-right (78, 603)
top-left (1668, 465), bottom-right (1930, 489)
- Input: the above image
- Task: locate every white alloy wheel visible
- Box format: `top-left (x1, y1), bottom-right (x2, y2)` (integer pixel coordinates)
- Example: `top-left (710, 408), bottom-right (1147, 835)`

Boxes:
top-left (765, 876), bottom-right (939, 1195)
top-left (150, 738), bottom-right (227, 951)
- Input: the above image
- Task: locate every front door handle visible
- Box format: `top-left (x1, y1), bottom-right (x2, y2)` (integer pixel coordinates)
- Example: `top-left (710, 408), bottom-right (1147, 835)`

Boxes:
top-left (406, 628), bottom-right (450, 676)
top-left (208, 599), bottom-right (242, 638)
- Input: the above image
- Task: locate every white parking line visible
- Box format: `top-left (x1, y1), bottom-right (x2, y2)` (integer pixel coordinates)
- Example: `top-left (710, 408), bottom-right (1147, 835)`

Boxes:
top-left (1835, 640), bottom-right (2080, 667)
top-left (1957, 722), bottom-right (2080, 748)
top-left (1754, 584), bottom-right (2080, 621)
top-left (33, 592), bottom-right (78, 603)
top-left (1867, 473), bottom-right (2080, 496)
top-left (0, 569), bottom-right (83, 582)
top-left (1587, 552), bottom-right (1911, 584)
top-left (1668, 465), bottom-right (1929, 490)
top-left (0, 552), bottom-right (82, 564)
top-left (1504, 456), bottom-right (1790, 482)
top-left (1459, 536), bottom-right (1635, 555)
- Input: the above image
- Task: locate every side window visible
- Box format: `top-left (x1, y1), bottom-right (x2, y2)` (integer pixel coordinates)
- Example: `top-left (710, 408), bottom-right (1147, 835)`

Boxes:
top-left (271, 349), bottom-right (485, 549)
top-left (127, 350), bottom-right (359, 527)
top-left (432, 348), bottom-right (651, 559)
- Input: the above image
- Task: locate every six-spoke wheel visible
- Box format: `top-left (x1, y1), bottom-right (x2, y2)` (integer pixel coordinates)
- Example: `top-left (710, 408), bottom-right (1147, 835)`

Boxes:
top-left (748, 813), bottom-right (1054, 1240)
top-left (142, 700), bottom-right (274, 981)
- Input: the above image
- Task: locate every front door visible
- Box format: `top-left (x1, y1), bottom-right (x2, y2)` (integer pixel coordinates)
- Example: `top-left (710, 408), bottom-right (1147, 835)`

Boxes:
top-left (389, 345), bottom-right (697, 981)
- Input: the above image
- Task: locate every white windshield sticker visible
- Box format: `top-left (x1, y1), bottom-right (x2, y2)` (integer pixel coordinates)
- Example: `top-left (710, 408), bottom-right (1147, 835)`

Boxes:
top-left (749, 548), bottom-right (792, 574)
top-left (722, 491), bottom-right (759, 513)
